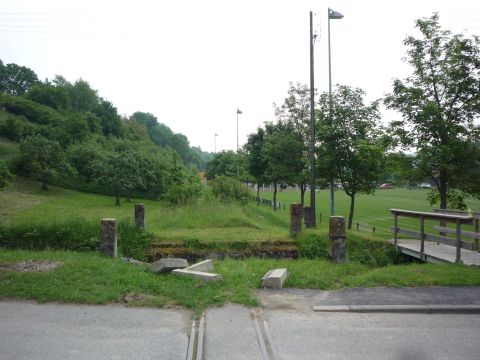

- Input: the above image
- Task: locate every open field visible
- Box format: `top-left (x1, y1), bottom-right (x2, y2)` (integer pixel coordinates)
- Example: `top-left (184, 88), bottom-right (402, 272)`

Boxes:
top-left (0, 178), bottom-right (290, 243)
top-left (258, 188), bottom-right (480, 238)
top-left (1, 249), bottom-right (479, 313)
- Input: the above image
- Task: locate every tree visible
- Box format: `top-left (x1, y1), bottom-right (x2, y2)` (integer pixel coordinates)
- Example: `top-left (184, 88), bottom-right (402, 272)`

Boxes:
top-left (92, 150), bottom-right (144, 206)
top-left (205, 150), bottom-right (244, 179)
top-left (245, 127), bottom-right (267, 204)
top-left (20, 134), bottom-right (74, 190)
top-left (274, 83), bottom-right (311, 207)
top-left (25, 83), bottom-right (70, 111)
top-left (385, 14), bottom-right (480, 209)
top-left (262, 122), bottom-right (304, 211)
top-left (0, 160), bottom-right (14, 188)
top-left (318, 85), bottom-right (385, 229)
top-left (0, 61), bottom-right (38, 96)
top-left (69, 79), bottom-right (98, 113)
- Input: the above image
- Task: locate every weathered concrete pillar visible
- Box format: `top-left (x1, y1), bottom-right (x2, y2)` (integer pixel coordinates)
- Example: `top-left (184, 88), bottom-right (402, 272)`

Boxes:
top-left (100, 218), bottom-right (117, 258)
top-left (135, 203), bottom-right (146, 230)
top-left (329, 216), bottom-right (346, 263)
top-left (304, 206), bottom-right (312, 228)
top-left (290, 203), bottom-right (303, 236)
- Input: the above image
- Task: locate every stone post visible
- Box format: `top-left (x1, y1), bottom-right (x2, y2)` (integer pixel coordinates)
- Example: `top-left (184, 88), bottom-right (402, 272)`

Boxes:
top-left (100, 218), bottom-right (117, 258)
top-left (329, 216), bottom-right (346, 263)
top-left (290, 203), bottom-right (303, 236)
top-left (135, 203), bottom-right (146, 230)
top-left (304, 206), bottom-right (312, 228)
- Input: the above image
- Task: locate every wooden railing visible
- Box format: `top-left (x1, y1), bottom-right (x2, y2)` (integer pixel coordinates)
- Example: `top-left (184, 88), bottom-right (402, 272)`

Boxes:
top-left (390, 209), bottom-right (476, 263)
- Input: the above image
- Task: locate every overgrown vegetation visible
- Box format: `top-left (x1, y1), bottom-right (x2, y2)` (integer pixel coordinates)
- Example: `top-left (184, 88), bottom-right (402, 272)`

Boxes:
top-left (0, 218), bottom-right (151, 261)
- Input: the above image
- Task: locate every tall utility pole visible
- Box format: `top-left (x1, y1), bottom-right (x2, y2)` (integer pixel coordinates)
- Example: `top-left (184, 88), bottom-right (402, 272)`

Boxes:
top-left (236, 109), bottom-right (243, 178)
top-left (309, 11), bottom-right (316, 227)
top-left (214, 133), bottom-right (218, 153)
top-left (328, 8), bottom-right (344, 217)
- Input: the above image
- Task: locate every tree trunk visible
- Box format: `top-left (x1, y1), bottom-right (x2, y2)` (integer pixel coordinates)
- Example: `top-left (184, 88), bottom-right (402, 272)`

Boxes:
top-left (348, 193), bottom-right (355, 230)
top-left (126, 189), bottom-right (131, 202)
top-left (438, 171), bottom-right (448, 209)
top-left (300, 183), bottom-right (306, 208)
top-left (115, 190), bottom-right (121, 206)
top-left (256, 182), bottom-right (260, 206)
top-left (273, 182), bottom-right (278, 211)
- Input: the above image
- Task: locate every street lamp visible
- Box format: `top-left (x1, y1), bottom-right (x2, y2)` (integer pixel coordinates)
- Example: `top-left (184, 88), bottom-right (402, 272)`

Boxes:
top-left (236, 109), bottom-right (243, 178)
top-left (328, 7), bottom-right (343, 217)
top-left (214, 133), bottom-right (218, 154)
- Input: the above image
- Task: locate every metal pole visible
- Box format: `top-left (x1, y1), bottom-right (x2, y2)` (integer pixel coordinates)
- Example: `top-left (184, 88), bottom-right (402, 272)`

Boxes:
top-left (328, 8), bottom-right (335, 217)
top-left (309, 11), bottom-right (316, 227)
top-left (236, 111), bottom-right (239, 178)
top-left (214, 133), bottom-right (217, 153)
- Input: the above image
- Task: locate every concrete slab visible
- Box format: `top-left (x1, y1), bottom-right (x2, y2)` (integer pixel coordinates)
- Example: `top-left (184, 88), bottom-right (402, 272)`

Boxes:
top-left (261, 268), bottom-right (287, 289)
top-left (0, 301), bottom-right (191, 360)
top-left (204, 304), bottom-right (263, 360)
top-left (185, 259), bottom-right (214, 272)
top-left (172, 268), bottom-right (223, 282)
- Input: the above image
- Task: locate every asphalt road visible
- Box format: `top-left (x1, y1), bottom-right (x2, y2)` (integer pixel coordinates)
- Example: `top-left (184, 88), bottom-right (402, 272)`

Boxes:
top-left (0, 302), bottom-right (191, 360)
top-left (2, 286), bottom-right (480, 360)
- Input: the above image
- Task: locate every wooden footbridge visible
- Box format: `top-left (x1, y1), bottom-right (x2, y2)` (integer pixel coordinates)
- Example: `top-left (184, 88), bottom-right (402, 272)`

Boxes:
top-left (391, 209), bottom-right (480, 265)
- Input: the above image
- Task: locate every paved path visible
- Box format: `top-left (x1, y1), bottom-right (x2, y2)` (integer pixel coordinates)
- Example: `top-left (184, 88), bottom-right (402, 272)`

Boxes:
top-left (2, 287), bottom-right (480, 359)
top-left (0, 301), bottom-right (191, 360)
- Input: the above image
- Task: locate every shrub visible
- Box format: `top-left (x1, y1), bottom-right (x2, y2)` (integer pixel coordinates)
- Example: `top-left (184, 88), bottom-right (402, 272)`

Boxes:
top-left (298, 232), bottom-right (410, 266)
top-left (0, 94), bottom-right (64, 126)
top-left (0, 160), bottom-right (14, 188)
top-left (209, 176), bottom-right (250, 204)
top-left (0, 218), bottom-right (152, 261)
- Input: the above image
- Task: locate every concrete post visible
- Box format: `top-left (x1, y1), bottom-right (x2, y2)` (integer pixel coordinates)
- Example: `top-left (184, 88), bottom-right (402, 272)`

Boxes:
top-left (135, 203), bottom-right (146, 230)
top-left (101, 218), bottom-right (117, 258)
top-left (329, 216), bottom-right (346, 263)
top-left (290, 203), bottom-right (303, 236)
top-left (304, 206), bottom-right (312, 228)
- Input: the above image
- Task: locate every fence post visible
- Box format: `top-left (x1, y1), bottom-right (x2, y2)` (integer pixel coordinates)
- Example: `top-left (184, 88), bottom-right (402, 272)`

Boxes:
top-left (475, 219), bottom-right (479, 252)
top-left (100, 218), bottom-right (117, 258)
top-left (290, 203), bottom-right (303, 236)
top-left (373, 226), bottom-right (376, 234)
top-left (455, 219), bottom-right (462, 263)
top-left (329, 216), bottom-right (346, 264)
top-left (393, 213), bottom-right (398, 246)
top-left (134, 203), bottom-right (146, 230)
top-left (356, 222), bottom-right (359, 232)
top-left (420, 215), bottom-right (425, 260)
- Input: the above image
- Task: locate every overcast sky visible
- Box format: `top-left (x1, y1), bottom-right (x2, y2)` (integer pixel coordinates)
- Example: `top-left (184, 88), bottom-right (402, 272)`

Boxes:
top-left (1, 0), bottom-right (479, 153)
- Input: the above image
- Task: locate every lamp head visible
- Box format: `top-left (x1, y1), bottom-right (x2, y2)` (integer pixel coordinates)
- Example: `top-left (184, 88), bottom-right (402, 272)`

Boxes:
top-left (328, 8), bottom-right (344, 20)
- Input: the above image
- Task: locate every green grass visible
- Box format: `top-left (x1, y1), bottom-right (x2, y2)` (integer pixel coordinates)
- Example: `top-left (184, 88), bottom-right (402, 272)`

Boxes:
top-left (0, 177), bottom-right (291, 243)
top-left (1, 249), bottom-right (479, 313)
top-left (258, 188), bottom-right (480, 238)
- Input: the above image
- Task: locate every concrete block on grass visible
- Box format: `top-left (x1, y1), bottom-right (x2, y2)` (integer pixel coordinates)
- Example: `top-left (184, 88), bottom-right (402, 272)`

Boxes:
top-left (185, 259), bottom-right (214, 272)
top-left (262, 268), bottom-right (288, 289)
top-left (148, 258), bottom-right (189, 273)
top-left (172, 269), bottom-right (223, 282)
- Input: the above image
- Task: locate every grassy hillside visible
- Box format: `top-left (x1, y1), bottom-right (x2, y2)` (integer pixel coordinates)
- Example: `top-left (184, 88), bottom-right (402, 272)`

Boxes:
top-left (0, 177), bottom-right (290, 243)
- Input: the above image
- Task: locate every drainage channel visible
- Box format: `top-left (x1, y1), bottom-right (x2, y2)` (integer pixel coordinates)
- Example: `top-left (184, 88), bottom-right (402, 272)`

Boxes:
top-left (187, 308), bottom-right (280, 360)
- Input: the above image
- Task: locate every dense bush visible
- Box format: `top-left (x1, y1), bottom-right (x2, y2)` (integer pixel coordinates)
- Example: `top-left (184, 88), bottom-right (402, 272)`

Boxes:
top-left (298, 233), bottom-right (410, 266)
top-left (0, 159), bottom-right (14, 187)
top-left (0, 94), bottom-right (64, 126)
top-left (209, 175), bottom-right (250, 203)
top-left (0, 218), bottom-right (152, 260)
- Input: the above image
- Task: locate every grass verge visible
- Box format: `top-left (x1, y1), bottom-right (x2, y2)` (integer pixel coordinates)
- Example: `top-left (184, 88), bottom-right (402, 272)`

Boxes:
top-left (1, 249), bottom-right (479, 314)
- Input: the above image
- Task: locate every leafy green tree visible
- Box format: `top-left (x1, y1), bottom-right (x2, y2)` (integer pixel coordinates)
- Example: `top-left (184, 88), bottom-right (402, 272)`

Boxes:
top-left (318, 85), bottom-right (385, 229)
top-left (92, 150), bottom-right (144, 206)
top-left (385, 14), bottom-right (480, 209)
top-left (25, 83), bottom-right (70, 111)
top-left (274, 83), bottom-right (311, 206)
top-left (19, 134), bottom-right (74, 190)
top-left (245, 127), bottom-right (267, 204)
top-left (205, 150), bottom-right (245, 179)
top-left (209, 175), bottom-right (250, 203)
top-left (0, 160), bottom-right (14, 188)
top-left (0, 61), bottom-right (38, 96)
top-left (262, 122), bottom-right (304, 211)
top-left (69, 79), bottom-right (98, 113)
top-left (94, 100), bottom-right (123, 137)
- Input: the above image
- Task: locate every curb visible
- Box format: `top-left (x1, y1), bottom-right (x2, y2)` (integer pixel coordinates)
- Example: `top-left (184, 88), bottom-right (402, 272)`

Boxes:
top-left (313, 304), bottom-right (480, 314)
